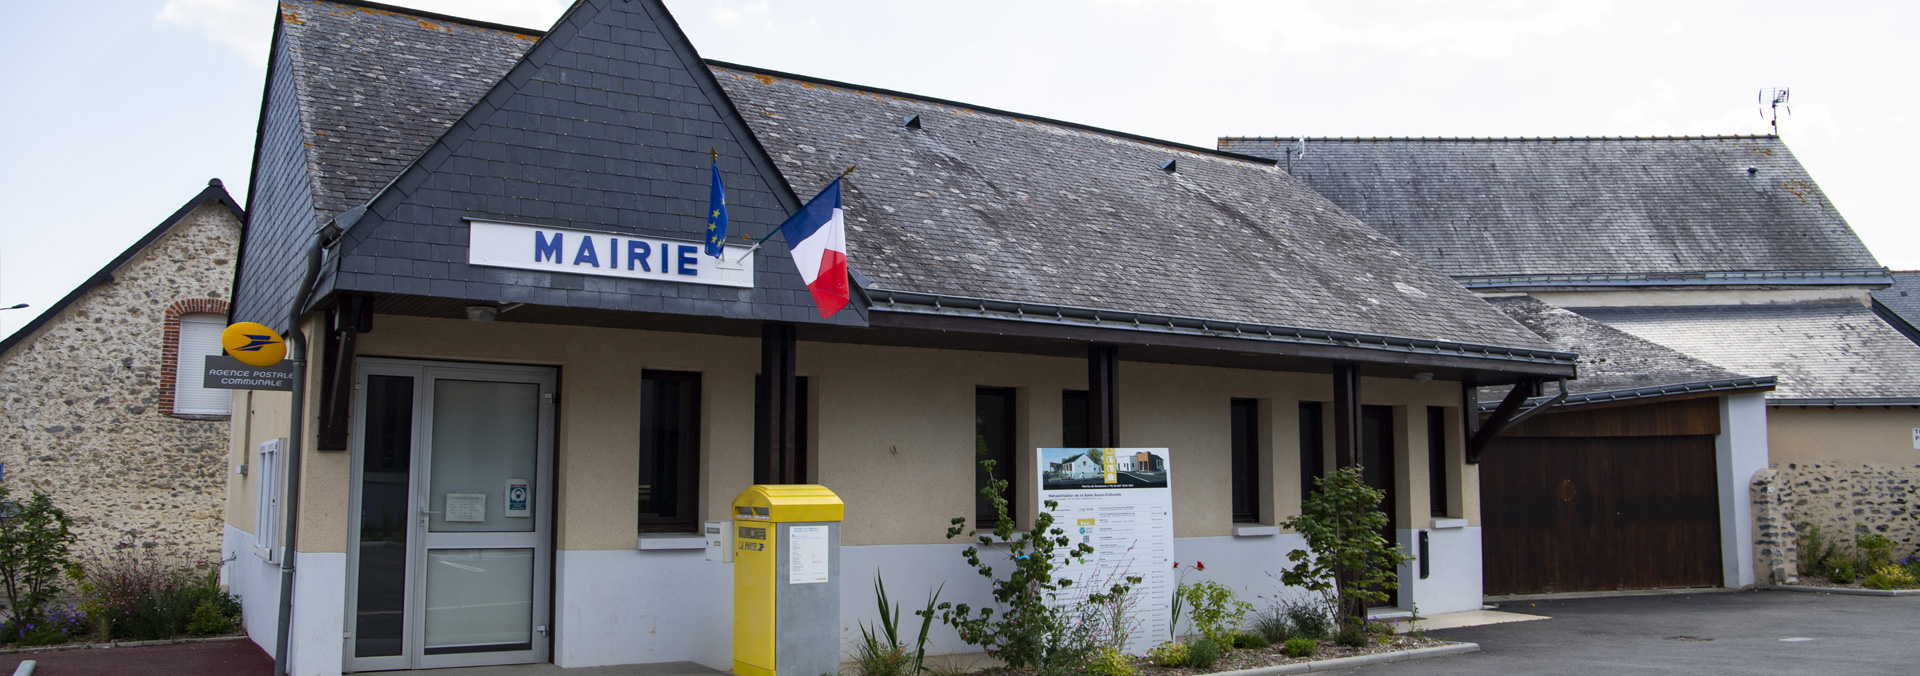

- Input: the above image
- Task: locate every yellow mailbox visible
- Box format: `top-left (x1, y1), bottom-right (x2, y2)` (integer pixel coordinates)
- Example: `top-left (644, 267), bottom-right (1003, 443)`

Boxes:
top-left (732, 485), bottom-right (844, 676)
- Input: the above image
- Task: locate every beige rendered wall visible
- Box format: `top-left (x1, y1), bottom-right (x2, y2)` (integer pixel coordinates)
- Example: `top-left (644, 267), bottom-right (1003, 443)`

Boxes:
top-left (1768, 406), bottom-right (1920, 467)
top-left (246, 314), bottom-right (1478, 553)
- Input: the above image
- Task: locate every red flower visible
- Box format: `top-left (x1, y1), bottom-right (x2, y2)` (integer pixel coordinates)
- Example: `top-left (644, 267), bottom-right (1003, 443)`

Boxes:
top-left (1195, 561), bottom-right (1206, 571)
top-left (1173, 561), bottom-right (1179, 568)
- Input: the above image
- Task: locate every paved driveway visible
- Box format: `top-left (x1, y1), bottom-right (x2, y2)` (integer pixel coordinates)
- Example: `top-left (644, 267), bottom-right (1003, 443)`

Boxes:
top-left (1346, 589), bottom-right (1916, 675)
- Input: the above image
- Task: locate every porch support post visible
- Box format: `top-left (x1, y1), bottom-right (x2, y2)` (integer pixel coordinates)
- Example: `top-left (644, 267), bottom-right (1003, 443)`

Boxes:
top-left (1332, 364), bottom-right (1361, 469)
top-left (1087, 344), bottom-right (1119, 447)
top-left (758, 322), bottom-right (799, 484)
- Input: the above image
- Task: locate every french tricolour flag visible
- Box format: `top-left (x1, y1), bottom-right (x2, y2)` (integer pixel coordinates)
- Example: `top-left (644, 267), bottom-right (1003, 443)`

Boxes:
top-left (779, 178), bottom-right (850, 318)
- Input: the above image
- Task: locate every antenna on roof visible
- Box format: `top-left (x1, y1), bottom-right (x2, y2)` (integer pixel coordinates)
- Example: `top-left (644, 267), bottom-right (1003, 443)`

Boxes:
top-left (1284, 137), bottom-right (1308, 173)
top-left (1758, 87), bottom-right (1790, 135)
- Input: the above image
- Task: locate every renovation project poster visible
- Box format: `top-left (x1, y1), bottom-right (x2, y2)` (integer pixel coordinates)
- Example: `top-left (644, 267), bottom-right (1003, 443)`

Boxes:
top-left (1037, 447), bottom-right (1173, 655)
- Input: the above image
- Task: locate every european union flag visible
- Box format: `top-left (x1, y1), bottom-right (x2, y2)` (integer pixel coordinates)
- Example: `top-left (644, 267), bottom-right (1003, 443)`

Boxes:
top-left (705, 159), bottom-right (729, 258)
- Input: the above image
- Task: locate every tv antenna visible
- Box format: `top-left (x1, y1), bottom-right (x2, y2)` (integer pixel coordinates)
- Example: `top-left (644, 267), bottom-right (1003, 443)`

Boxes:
top-left (1758, 87), bottom-right (1790, 134)
top-left (1284, 137), bottom-right (1308, 173)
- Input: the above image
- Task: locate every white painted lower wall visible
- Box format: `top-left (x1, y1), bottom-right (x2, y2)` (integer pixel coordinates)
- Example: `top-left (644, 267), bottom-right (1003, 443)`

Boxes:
top-left (224, 524), bottom-right (282, 657)
top-left (288, 552), bottom-right (347, 676)
top-left (553, 548), bottom-right (735, 670)
top-left (1395, 527), bottom-right (1482, 615)
top-left (1716, 392), bottom-right (1770, 589)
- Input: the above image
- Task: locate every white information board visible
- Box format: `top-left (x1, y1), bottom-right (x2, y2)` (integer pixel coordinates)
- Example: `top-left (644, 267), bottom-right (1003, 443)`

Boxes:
top-left (444, 493), bottom-right (487, 523)
top-left (1038, 447), bottom-right (1173, 655)
top-left (788, 525), bottom-right (830, 584)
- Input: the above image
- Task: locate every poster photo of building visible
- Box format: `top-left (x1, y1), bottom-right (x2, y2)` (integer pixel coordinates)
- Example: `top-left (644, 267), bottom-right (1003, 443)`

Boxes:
top-left (1040, 447), bottom-right (1169, 490)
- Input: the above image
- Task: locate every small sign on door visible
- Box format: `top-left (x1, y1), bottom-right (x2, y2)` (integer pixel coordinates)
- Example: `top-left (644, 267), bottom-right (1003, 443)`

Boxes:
top-left (505, 479), bottom-right (531, 517)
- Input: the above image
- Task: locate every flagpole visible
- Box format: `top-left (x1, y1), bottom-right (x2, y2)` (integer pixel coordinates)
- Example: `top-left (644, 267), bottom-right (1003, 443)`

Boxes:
top-left (732, 165), bottom-right (857, 265)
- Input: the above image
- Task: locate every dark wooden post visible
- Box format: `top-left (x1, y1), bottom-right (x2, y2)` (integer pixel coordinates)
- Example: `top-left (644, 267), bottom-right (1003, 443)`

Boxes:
top-left (317, 294), bottom-right (372, 451)
top-left (757, 322), bottom-right (799, 484)
top-left (1087, 344), bottom-right (1119, 447)
top-left (1331, 364), bottom-right (1361, 469)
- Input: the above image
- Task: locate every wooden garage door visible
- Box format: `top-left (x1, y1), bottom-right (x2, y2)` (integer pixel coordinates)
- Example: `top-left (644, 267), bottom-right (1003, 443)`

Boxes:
top-left (1481, 435), bottom-right (1721, 595)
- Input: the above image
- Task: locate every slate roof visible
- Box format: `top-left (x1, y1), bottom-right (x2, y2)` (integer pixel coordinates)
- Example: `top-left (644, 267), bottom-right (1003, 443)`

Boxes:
top-left (277, 0), bottom-right (541, 218)
top-left (1485, 296), bottom-right (1751, 395)
top-left (711, 66), bottom-right (1553, 351)
top-left (1572, 302), bottom-right (1920, 402)
top-left (1869, 271), bottom-right (1920, 345)
top-left (1215, 136), bottom-right (1884, 282)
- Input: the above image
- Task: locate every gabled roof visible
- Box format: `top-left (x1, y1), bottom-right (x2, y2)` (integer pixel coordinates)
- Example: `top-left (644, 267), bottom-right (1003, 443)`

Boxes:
top-left (1487, 296), bottom-right (1752, 394)
top-left (1215, 135), bottom-right (1884, 285)
top-left (277, 0), bottom-right (540, 218)
top-left (1, 180), bottom-right (243, 357)
top-left (1572, 302), bottom-right (1920, 403)
top-left (1870, 271), bottom-right (1920, 345)
top-left (713, 65), bottom-right (1554, 352)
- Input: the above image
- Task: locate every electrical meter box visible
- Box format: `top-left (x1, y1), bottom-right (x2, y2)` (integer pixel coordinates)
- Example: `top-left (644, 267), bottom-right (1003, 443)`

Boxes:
top-left (731, 485), bottom-right (843, 676)
top-left (705, 520), bottom-right (732, 563)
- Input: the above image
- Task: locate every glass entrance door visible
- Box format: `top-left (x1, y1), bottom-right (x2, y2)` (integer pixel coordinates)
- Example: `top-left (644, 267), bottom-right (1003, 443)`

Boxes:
top-left (348, 360), bottom-right (555, 672)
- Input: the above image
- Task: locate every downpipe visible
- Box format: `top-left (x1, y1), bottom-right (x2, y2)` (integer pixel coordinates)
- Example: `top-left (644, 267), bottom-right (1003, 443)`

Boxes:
top-left (272, 222), bottom-right (338, 676)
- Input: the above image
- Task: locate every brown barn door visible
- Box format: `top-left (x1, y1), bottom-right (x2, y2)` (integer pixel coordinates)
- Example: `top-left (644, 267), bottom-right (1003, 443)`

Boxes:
top-left (1481, 436), bottom-right (1720, 595)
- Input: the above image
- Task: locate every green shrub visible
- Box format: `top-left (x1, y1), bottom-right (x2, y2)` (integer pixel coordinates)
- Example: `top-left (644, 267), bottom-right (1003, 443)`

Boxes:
top-left (1083, 646), bottom-right (1136, 676)
top-left (1826, 560), bottom-right (1857, 585)
top-left (1797, 523), bottom-right (1839, 578)
top-left (1282, 637), bottom-right (1316, 658)
top-left (1231, 630), bottom-right (1270, 650)
top-left (73, 553), bottom-right (238, 641)
top-left (1147, 641), bottom-right (1189, 668)
top-left (1186, 638), bottom-right (1221, 670)
top-left (1365, 620), bottom-right (1394, 637)
top-left (186, 600), bottom-right (237, 636)
top-left (1250, 607), bottom-right (1291, 643)
top-left (1281, 468), bottom-right (1413, 622)
top-left (856, 575), bottom-right (938, 676)
top-left (1332, 623), bottom-right (1367, 649)
top-left (0, 489), bottom-right (77, 629)
top-left (1862, 564), bottom-right (1918, 591)
top-left (1179, 580), bottom-right (1252, 647)
top-left (1285, 603), bottom-right (1328, 640)
top-left (1856, 532), bottom-right (1894, 568)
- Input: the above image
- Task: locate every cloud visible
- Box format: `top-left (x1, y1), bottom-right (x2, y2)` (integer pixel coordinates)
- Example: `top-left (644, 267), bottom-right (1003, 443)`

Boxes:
top-left (157, 0), bottom-right (275, 65)
top-left (711, 1), bottom-right (771, 27)
top-left (376, 0), bottom-right (573, 31)
top-left (1101, 0), bottom-right (1615, 58)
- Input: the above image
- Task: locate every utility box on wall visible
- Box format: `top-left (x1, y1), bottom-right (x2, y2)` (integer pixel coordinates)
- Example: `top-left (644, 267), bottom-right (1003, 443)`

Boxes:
top-left (731, 485), bottom-right (843, 676)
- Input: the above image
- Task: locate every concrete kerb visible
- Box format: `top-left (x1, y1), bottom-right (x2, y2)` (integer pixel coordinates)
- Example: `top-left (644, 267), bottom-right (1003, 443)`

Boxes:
top-left (1207, 643), bottom-right (1480, 676)
top-left (0, 635), bottom-right (247, 656)
top-left (1768, 585), bottom-right (1920, 597)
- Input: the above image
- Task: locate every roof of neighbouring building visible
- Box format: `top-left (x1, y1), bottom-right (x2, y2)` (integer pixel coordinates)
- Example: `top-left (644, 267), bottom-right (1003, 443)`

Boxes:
top-left (1869, 271), bottom-right (1920, 345)
top-left (709, 65), bottom-right (1553, 350)
top-left (247, 0), bottom-right (1566, 357)
top-left (0, 181), bottom-right (244, 358)
top-left (1215, 136), bottom-right (1884, 284)
top-left (1485, 296), bottom-right (1758, 395)
top-left (1571, 302), bottom-right (1920, 402)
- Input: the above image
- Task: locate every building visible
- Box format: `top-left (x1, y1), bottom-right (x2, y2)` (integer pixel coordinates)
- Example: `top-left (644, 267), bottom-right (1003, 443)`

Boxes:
top-left (0, 181), bottom-right (244, 562)
top-left (220, 1), bottom-right (1575, 673)
top-left (1220, 134), bottom-right (1920, 585)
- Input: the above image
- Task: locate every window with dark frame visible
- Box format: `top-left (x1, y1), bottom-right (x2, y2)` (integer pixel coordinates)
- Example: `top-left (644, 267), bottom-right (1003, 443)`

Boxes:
top-left (754, 376), bottom-right (811, 484)
top-left (975, 387), bottom-right (1017, 527)
top-left (1230, 398), bottom-right (1260, 523)
top-left (1299, 402), bottom-right (1324, 509)
top-left (1428, 406), bottom-right (1448, 517)
top-left (639, 370), bottom-right (701, 532)
top-left (1062, 389), bottom-right (1089, 448)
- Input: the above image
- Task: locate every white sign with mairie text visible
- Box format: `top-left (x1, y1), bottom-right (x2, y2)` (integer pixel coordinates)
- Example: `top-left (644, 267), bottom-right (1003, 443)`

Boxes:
top-left (467, 219), bottom-right (753, 288)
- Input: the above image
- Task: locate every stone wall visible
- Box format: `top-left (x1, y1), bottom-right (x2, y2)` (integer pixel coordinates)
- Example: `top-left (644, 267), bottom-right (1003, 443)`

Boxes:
top-left (1751, 462), bottom-right (1920, 584)
top-left (0, 200), bottom-right (241, 564)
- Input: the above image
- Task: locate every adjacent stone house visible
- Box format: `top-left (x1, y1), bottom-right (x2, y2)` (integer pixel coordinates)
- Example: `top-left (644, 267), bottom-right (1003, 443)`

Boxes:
top-left (1220, 135), bottom-right (1920, 585)
top-left (0, 181), bottom-right (245, 562)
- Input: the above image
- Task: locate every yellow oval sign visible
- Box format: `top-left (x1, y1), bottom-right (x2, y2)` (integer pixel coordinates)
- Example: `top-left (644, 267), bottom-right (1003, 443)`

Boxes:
top-left (221, 322), bottom-right (287, 367)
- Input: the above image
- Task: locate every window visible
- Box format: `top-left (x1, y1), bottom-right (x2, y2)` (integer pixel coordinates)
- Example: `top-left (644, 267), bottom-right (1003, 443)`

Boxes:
top-left (754, 376), bottom-right (811, 484)
top-left (173, 313), bottom-right (231, 415)
top-left (639, 370), bottom-right (701, 532)
top-left (1230, 398), bottom-right (1260, 523)
top-left (975, 387), bottom-right (1017, 527)
top-left (1298, 402), bottom-right (1324, 508)
top-left (254, 437), bottom-right (286, 561)
top-left (1062, 389), bottom-right (1088, 447)
top-left (1428, 406), bottom-right (1448, 517)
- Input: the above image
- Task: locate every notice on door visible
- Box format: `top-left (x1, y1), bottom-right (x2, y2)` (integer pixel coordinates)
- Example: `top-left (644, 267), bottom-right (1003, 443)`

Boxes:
top-left (504, 479), bottom-right (530, 517)
top-left (1038, 447), bottom-right (1174, 655)
top-left (445, 493), bottom-right (487, 523)
top-left (788, 525), bottom-right (830, 584)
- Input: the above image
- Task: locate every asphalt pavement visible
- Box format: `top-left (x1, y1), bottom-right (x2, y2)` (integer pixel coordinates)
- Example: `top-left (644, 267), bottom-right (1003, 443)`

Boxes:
top-left (1342, 589), bottom-right (1918, 675)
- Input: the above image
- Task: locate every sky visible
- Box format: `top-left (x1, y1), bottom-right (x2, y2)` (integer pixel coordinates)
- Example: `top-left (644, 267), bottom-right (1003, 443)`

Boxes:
top-left (1, 0), bottom-right (1914, 341)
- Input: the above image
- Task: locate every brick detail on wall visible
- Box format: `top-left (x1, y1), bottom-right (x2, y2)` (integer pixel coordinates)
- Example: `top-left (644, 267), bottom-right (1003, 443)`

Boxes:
top-left (157, 298), bottom-right (230, 415)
